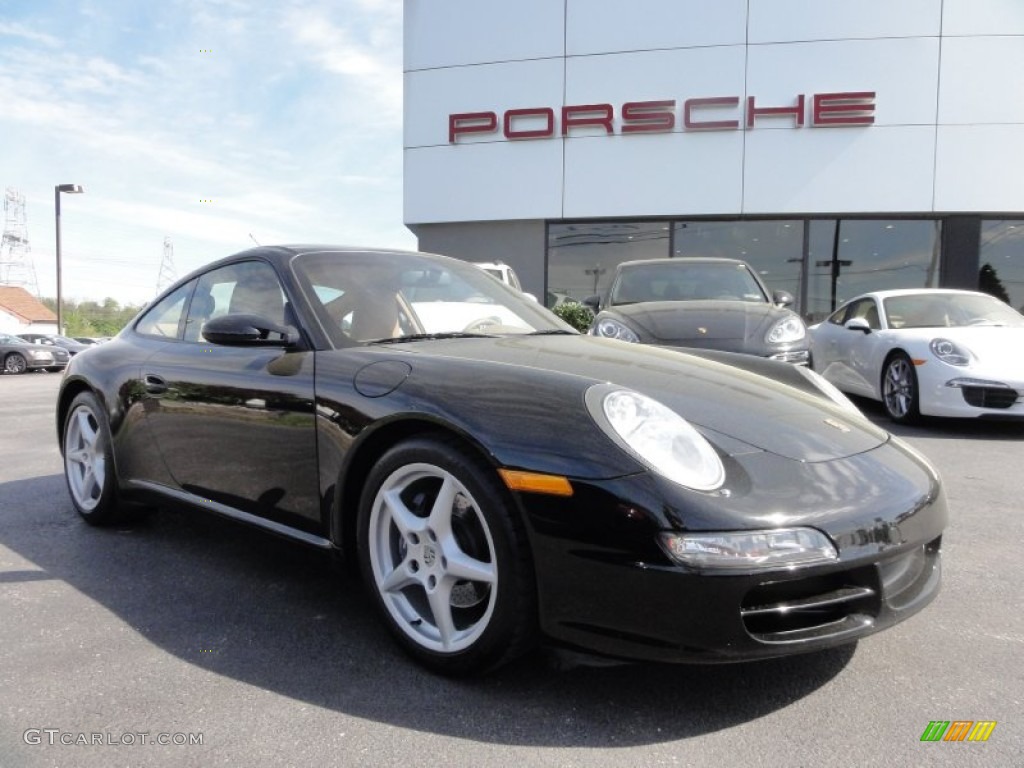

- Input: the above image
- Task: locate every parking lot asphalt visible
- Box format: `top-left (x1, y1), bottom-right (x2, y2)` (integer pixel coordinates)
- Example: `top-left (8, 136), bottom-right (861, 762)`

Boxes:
top-left (0, 371), bottom-right (1021, 767)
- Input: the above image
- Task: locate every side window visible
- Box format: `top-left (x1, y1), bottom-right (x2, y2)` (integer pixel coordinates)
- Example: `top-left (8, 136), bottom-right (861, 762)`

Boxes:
top-left (827, 304), bottom-right (850, 326)
top-left (184, 261), bottom-right (287, 343)
top-left (135, 281), bottom-right (195, 339)
top-left (847, 299), bottom-right (881, 329)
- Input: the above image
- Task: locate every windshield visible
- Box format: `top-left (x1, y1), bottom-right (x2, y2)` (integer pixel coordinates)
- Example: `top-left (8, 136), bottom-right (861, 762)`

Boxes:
top-left (883, 293), bottom-right (1024, 329)
top-left (610, 262), bottom-right (768, 305)
top-left (0, 334), bottom-right (28, 344)
top-left (292, 250), bottom-right (571, 345)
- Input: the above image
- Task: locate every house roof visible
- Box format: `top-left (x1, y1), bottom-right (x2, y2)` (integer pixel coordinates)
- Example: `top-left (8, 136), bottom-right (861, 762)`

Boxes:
top-left (0, 285), bottom-right (57, 323)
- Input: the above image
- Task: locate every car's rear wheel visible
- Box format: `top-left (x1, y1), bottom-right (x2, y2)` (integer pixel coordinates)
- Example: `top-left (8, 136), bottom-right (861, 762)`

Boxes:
top-left (63, 392), bottom-right (123, 525)
top-left (357, 436), bottom-right (536, 675)
top-left (4, 353), bottom-right (27, 374)
top-left (882, 352), bottom-right (920, 424)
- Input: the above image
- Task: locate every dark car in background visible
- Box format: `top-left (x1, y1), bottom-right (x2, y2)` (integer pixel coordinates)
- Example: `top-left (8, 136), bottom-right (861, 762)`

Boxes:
top-left (586, 258), bottom-right (810, 364)
top-left (17, 333), bottom-right (90, 356)
top-left (57, 245), bottom-right (945, 675)
top-left (1, 333), bottom-right (70, 373)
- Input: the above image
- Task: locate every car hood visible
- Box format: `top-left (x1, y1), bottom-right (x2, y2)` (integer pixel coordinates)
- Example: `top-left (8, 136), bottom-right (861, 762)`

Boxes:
top-left (604, 301), bottom-right (785, 349)
top-left (397, 334), bottom-right (887, 463)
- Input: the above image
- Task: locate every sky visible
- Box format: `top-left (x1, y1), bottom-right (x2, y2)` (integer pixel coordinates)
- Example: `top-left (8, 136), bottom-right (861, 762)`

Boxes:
top-left (0, 0), bottom-right (413, 306)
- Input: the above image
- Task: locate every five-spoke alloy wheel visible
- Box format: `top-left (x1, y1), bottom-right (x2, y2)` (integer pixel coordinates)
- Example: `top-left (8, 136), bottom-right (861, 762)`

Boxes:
top-left (63, 392), bottom-right (121, 524)
top-left (358, 436), bottom-right (536, 675)
top-left (882, 352), bottom-right (920, 424)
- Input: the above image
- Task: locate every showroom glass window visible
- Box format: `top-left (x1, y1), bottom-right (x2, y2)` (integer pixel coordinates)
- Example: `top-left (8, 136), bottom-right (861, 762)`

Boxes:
top-left (805, 220), bottom-right (940, 324)
top-left (979, 220), bottom-right (1024, 313)
top-left (546, 222), bottom-right (669, 306)
top-left (673, 221), bottom-right (803, 311)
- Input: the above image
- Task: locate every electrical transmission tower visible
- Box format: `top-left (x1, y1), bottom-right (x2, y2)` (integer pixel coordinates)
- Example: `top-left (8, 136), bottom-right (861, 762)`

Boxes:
top-left (0, 187), bottom-right (39, 296)
top-left (156, 236), bottom-right (177, 294)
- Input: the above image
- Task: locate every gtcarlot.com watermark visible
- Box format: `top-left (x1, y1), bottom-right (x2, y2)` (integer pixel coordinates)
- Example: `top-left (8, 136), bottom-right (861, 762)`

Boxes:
top-left (24, 729), bottom-right (203, 747)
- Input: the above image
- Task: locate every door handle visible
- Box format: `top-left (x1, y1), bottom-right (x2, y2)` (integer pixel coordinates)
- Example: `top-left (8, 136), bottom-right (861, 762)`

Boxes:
top-left (143, 373), bottom-right (168, 394)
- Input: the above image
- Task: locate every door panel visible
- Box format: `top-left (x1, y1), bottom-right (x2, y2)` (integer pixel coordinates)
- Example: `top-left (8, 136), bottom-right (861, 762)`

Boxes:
top-left (141, 344), bottom-right (319, 531)
top-left (139, 260), bottom-right (320, 533)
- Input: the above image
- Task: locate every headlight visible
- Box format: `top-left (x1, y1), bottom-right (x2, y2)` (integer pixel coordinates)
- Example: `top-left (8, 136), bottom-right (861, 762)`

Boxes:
top-left (660, 527), bottom-right (838, 571)
top-left (766, 315), bottom-right (806, 344)
top-left (585, 386), bottom-right (724, 491)
top-left (796, 365), bottom-right (862, 415)
top-left (930, 338), bottom-right (970, 366)
top-left (591, 317), bottom-right (640, 343)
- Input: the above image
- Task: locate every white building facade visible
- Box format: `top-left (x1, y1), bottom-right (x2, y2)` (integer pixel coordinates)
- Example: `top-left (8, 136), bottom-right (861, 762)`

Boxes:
top-left (404, 1), bottom-right (1024, 320)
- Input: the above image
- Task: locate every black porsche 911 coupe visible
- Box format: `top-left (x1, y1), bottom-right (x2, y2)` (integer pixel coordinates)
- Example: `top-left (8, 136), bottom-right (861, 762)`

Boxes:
top-left (57, 246), bottom-right (946, 675)
top-left (586, 258), bottom-right (810, 364)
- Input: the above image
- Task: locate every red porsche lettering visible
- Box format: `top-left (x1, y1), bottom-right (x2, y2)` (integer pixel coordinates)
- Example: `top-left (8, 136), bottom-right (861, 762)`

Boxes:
top-left (447, 91), bottom-right (876, 142)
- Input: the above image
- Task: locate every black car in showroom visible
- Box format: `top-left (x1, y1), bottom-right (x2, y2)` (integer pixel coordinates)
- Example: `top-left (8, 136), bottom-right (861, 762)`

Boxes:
top-left (57, 246), bottom-right (946, 675)
top-left (586, 258), bottom-right (810, 364)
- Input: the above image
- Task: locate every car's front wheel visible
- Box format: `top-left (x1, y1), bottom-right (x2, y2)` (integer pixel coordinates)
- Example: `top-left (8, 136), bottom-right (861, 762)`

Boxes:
top-left (3, 353), bottom-right (27, 374)
top-left (357, 436), bottom-right (537, 675)
top-left (63, 392), bottom-right (123, 525)
top-left (882, 352), bottom-right (920, 424)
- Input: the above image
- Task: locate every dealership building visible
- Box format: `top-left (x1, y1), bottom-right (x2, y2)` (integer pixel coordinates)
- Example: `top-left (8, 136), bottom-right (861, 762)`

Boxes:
top-left (403, 1), bottom-right (1024, 320)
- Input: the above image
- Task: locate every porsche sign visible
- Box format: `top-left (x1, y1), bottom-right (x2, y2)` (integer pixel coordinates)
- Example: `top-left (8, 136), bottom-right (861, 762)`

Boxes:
top-left (449, 91), bottom-right (876, 143)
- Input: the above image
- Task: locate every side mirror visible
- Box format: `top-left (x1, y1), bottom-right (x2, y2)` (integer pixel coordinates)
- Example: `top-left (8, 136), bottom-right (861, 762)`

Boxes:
top-left (202, 314), bottom-right (299, 347)
top-left (582, 295), bottom-right (601, 311)
top-left (773, 290), bottom-right (795, 308)
top-left (844, 317), bottom-right (872, 334)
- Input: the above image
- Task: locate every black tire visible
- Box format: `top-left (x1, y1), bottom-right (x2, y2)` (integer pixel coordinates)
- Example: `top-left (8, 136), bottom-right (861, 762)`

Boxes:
top-left (356, 435), bottom-right (537, 675)
top-left (881, 352), bottom-right (921, 424)
top-left (4, 353), bottom-right (27, 375)
top-left (62, 391), bottom-right (125, 525)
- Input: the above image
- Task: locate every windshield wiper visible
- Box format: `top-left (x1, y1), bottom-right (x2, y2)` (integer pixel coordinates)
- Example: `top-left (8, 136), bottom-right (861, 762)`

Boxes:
top-left (526, 329), bottom-right (578, 335)
top-left (367, 332), bottom-right (496, 345)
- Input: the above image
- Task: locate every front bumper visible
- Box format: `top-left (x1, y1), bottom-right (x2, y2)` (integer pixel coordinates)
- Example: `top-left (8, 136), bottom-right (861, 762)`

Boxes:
top-left (660, 342), bottom-right (809, 366)
top-left (920, 373), bottom-right (1024, 419)
top-left (23, 354), bottom-right (58, 371)
top-left (768, 348), bottom-right (810, 365)
top-left (517, 439), bottom-right (947, 663)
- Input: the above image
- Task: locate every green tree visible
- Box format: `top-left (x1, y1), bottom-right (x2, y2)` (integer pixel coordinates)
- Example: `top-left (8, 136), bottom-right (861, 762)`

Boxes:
top-left (552, 301), bottom-right (594, 332)
top-left (41, 297), bottom-right (144, 337)
top-left (978, 263), bottom-right (1011, 304)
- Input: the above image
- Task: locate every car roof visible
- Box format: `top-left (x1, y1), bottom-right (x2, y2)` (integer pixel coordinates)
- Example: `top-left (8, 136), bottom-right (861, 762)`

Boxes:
top-left (846, 288), bottom-right (997, 303)
top-left (616, 257), bottom-right (751, 269)
top-left (146, 245), bottom-right (467, 309)
top-left (164, 244), bottom-right (434, 286)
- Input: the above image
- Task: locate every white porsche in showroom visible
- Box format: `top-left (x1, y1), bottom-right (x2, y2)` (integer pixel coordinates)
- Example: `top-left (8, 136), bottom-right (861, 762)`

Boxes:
top-left (810, 289), bottom-right (1024, 423)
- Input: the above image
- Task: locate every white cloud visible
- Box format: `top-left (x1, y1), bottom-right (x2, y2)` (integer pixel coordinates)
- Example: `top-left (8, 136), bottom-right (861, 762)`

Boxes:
top-left (0, 21), bottom-right (61, 47)
top-left (0, 0), bottom-right (415, 304)
top-left (283, 3), bottom-right (403, 125)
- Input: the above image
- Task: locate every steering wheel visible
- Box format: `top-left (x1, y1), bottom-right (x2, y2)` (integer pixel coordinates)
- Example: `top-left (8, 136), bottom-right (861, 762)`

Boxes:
top-left (463, 316), bottom-right (502, 333)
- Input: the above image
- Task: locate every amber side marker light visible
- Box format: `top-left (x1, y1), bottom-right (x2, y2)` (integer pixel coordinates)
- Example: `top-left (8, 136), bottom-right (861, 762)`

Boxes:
top-left (498, 469), bottom-right (574, 497)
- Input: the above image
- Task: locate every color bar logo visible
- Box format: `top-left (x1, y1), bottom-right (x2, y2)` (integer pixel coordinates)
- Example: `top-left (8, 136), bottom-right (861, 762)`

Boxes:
top-left (921, 721), bottom-right (997, 742)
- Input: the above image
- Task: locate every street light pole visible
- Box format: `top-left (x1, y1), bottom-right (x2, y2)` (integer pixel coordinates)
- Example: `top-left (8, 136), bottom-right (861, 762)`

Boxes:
top-left (54, 184), bottom-right (84, 335)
